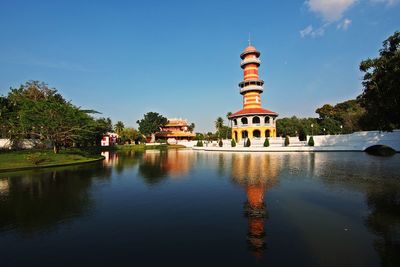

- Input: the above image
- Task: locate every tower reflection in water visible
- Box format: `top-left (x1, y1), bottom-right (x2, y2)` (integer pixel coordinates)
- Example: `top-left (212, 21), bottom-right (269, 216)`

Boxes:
top-left (230, 153), bottom-right (279, 258)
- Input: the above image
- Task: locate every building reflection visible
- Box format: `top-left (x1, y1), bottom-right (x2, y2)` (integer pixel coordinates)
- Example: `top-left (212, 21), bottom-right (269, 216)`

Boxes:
top-left (138, 149), bottom-right (195, 185)
top-left (230, 153), bottom-right (279, 259)
top-left (101, 151), bottom-right (119, 167)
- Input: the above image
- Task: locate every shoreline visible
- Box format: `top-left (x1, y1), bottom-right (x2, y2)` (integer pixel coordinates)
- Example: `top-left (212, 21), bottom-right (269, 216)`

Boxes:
top-left (0, 156), bottom-right (105, 173)
top-left (191, 146), bottom-right (398, 153)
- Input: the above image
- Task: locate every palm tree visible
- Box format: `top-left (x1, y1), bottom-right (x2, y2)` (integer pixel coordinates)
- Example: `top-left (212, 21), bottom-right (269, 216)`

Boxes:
top-left (215, 117), bottom-right (224, 139)
top-left (188, 122), bottom-right (195, 132)
top-left (114, 121), bottom-right (125, 135)
top-left (226, 112), bottom-right (232, 139)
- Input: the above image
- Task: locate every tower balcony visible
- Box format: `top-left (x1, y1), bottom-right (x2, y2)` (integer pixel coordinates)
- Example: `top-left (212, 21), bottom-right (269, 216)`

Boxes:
top-left (239, 79), bottom-right (264, 88)
top-left (240, 85), bottom-right (264, 94)
top-left (240, 57), bottom-right (261, 68)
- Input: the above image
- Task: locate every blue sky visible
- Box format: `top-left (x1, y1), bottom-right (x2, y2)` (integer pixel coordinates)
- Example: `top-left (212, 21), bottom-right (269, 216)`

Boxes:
top-left (0, 0), bottom-right (399, 132)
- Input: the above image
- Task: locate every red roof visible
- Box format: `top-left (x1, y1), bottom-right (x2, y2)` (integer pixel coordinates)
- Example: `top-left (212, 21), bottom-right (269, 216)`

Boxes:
top-left (229, 108), bottom-right (278, 118)
top-left (244, 45), bottom-right (257, 52)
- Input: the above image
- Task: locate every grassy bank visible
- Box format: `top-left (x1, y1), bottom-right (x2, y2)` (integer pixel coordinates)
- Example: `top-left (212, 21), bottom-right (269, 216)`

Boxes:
top-left (0, 149), bottom-right (104, 172)
top-left (115, 144), bottom-right (186, 151)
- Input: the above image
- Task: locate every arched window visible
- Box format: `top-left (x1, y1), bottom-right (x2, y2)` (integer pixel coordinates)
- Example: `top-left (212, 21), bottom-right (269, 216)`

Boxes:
top-left (265, 116), bottom-right (270, 124)
top-left (253, 130), bottom-right (261, 138)
top-left (242, 131), bottom-right (248, 138)
top-left (233, 119), bottom-right (237, 126)
top-left (252, 116), bottom-right (260, 124)
top-left (241, 117), bottom-right (248, 125)
top-left (265, 130), bottom-right (270, 137)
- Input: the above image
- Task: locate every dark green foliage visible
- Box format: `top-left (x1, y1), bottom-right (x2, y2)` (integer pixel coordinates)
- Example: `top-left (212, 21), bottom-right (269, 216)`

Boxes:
top-left (196, 140), bottom-right (203, 147)
top-left (277, 116), bottom-right (319, 137)
top-left (188, 123), bottom-right (195, 132)
top-left (284, 136), bottom-right (290, 146)
top-left (245, 138), bottom-right (251, 147)
top-left (120, 128), bottom-right (139, 144)
top-left (218, 139), bottom-right (223, 147)
top-left (298, 128), bottom-right (307, 141)
top-left (1, 81), bottom-right (107, 153)
top-left (316, 99), bottom-right (365, 134)
top-left (136, 112), bottom-right (167, 136)
top-left (114, 121), bottom-right (125, 136)
top-left (195, 133), bottom-right (204, 140)
top-left (359, 31), bottom-right (400, 131)
top-left (231, 139), bottom-right (236, 147)
top-left (263, 138), bottom-right (269, 147)
top-left (218, 125), bottom-right (232, 139)
top-left (308, 136), bottom-right (314, 146)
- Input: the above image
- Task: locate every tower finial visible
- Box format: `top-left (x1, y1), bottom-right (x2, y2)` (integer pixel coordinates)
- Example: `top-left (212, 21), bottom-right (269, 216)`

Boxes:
top-left (248, 32), bottom-right (251, 46)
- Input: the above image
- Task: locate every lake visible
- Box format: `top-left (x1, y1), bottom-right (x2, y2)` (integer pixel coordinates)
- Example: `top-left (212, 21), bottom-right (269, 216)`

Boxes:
top-left (0, 150), bottom-right (399, 266)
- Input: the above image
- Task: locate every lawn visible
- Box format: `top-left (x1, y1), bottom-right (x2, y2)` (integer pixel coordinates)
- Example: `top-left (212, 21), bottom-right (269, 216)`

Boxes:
top-left (0, 149), bottom-right (104, 172)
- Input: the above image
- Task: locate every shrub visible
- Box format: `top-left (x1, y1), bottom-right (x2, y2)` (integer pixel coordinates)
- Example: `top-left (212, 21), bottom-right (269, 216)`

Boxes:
top-left (284, 136), bottom-right (290, 147)
top-left (231, 139), bottom-right (236, 147)
top-left (263, 138), bottom-right (269, 147)
top-left (246, 138), bottom-right (251, 147)
top-left (196, 140), bottom-right (203, 147)
top-left (26, 152), bottom-right (49, 166)
top-left (308, 136), bottom-right (314, 146)
top-left (219, 139), bottom-right (223, 147)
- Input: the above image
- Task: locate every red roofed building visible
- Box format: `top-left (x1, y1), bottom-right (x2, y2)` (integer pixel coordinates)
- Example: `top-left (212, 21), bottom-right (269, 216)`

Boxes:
top-left (156, 118), bottom-right (195, 142)
top-left (229, 43), bottom-right (278, 141)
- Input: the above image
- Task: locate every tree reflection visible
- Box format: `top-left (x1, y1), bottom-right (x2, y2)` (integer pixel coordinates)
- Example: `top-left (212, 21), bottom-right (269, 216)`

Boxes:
top-left (0, 163), bottom-right (111, 234)
top-left (230, 153), bottom-right (279, 259)
top-left (365, 186), bottom-right (400, 266)
top-left (308, 152), bottom-right (400, 266)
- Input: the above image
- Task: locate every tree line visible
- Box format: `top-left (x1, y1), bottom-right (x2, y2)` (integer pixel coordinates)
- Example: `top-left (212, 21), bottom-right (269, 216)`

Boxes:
top-left (277, 31), bottom-right (399, 137)
top-left (0, 81), bottom-right (113, 153)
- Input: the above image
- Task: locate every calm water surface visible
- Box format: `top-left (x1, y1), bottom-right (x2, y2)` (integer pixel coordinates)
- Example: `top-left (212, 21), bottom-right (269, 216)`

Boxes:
top-left (0, 150), bottom-right (399, 266)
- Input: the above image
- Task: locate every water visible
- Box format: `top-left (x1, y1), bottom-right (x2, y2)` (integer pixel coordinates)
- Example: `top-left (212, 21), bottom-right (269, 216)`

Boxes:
top-left (0, 150), bottom-right (399, 266)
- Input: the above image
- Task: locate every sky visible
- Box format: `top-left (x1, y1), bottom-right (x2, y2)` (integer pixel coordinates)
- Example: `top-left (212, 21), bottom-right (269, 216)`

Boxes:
top-left (0, 0), bottom-right (399, 132)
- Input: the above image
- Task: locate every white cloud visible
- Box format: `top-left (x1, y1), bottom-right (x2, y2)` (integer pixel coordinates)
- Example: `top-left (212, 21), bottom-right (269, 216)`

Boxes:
top-left (300, 24), bottom-right (326, 38)
top-left (306, 0), bottom-right (358, 22)
top-left (337, 18), bottom-right (352, 30)
top-left (370, 0), bottom-right (399, 6)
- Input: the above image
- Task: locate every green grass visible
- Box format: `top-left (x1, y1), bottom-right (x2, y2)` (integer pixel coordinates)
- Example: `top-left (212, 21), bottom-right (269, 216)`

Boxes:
top-left (0, 149), bottom-right (104, 172)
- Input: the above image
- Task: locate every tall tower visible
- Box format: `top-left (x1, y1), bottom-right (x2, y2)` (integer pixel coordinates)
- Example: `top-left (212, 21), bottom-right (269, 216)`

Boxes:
top-left (240, 45), bottom-right (264, 109)
top-left (229, 43), bottom-right (278, 141)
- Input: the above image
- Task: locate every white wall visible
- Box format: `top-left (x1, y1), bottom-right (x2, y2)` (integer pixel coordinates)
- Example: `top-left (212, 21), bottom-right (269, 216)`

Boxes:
top-left (0, 139), bottom-right (39, 149)
top-left (310, 130), bottom-right (400, 151)
top-left (180, 130), bottom-right (400, 151)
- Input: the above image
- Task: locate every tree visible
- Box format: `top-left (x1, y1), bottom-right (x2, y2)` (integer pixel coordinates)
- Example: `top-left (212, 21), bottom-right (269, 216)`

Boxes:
top-left (284, 136), bottom-right (290, 146)
top-left (188, 122), bottom-right (195, 132)
top-left (2, 81), bottom-right (108, 152)
top-left (359, 31), bottom-right (400, 131)
top-left (215, 117), bottom-right (224, 138)
top-left (226, 112), bottom-right (232, 139)
top-left (114, 121), bottom-right (125, 135)
top-left (219, 125), bottom-right (232, 140)
top-left (308, 136), bottom-right (315, 146)
top-left (119, 128), bottom-right (139, 144)
top-left (231, 139), bottom-right (236, 147)
top-left (263, 138), bottom-right (269, 147)
top-left (136, 112), bottom-right (167, 141)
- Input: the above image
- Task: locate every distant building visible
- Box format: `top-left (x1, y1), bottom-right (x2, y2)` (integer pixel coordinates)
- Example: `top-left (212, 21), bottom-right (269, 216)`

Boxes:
top-left (101, 132), bottom-right (119, 146)
top-left (229, 44), bottom-right (278, 141)
top-left (156, 118), bottom-right (195, 142)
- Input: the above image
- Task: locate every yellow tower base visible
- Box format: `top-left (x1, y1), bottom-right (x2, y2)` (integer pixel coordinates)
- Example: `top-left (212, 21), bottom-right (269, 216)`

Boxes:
top-left (232, 126), bottom-right (276, 142)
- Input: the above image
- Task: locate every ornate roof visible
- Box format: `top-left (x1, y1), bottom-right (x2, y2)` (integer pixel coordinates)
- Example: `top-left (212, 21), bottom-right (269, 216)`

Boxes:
top-left (229, 108), bottom-right (278, 118)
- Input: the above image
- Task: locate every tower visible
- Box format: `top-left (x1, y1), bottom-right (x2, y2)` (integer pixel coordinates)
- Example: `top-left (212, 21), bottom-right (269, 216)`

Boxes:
top-left (229, 43), bottom-right (278, 142)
